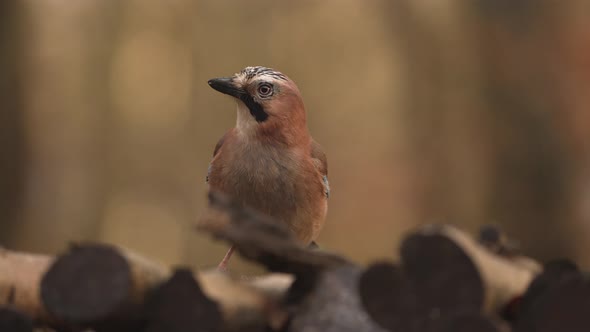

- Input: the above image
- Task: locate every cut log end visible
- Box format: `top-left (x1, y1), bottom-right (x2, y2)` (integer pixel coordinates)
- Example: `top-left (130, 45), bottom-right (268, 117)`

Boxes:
top-left (144, 269), bottom-right (223, 332)
top-left (40, 244), bottom-right (132, 323)
top-left (517, 268), bottom-right (590, 332)
top-left (358, 262), bottom-right (418, 332)
top-left (0, 308), bottom-right (33, 332)
top-left (401, 232), bottom-right (484, 315)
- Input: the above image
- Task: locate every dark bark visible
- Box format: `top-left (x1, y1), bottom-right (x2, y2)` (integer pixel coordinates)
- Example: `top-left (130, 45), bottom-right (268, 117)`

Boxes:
top-left (144, 269), bottom-right (223, 332)
top-left (516, 262), bottom-right (590, 332)
top-left (359, 262), bottom-right (420, 332)
top-left (288, 265), bottom-right (386, 332)
top-left (40, 244), bottom-right (169, 331)
top-left (400, 225), bottom-right (540, 316)
top-left (0, 307), bottom-right (33, 332)
top-left (39, 243), bottom-right (291, 331)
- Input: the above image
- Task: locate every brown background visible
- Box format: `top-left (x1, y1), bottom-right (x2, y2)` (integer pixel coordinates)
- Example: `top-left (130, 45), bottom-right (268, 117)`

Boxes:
top-left (2, 0), bottom-right (590, 272)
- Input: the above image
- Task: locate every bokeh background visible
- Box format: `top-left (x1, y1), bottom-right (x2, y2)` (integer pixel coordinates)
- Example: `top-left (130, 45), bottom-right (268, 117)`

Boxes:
top-left (2, 1), bottom-right (590, 271)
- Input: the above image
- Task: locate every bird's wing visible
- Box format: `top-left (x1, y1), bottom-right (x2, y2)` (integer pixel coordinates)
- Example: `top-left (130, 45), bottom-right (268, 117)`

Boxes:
top-left (213, 129), bottom-right (234, 158)
top-left (311, 140), bottom-right (330, 198)
top-left (207, 129), bottom-right (234, 183)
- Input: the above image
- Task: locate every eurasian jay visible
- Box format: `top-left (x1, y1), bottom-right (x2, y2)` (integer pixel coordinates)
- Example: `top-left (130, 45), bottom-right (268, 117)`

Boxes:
top-left (206, 66), bottom-right (330, 271)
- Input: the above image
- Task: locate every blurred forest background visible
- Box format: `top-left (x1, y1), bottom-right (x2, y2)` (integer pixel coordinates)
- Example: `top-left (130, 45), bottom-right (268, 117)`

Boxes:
top-left (1, 1), bottom-right (590, 272)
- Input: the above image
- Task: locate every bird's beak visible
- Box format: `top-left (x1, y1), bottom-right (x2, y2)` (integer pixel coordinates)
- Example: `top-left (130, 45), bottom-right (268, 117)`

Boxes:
top-left (208, 77), bottom-right (245, 99)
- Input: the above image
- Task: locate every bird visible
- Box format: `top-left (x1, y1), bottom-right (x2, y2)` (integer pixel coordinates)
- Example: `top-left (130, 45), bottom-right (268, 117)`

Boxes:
top-left (206, 66), bottom-right (330, 271)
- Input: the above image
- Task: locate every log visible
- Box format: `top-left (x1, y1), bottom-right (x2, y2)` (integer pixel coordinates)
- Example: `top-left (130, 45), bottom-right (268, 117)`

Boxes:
top-left (40, 244), bottom-right (291, 331)
top-left (7, 213), bottom-right (573, 332)
top-left (477, 225), bottom-right (541, 274)
top-left (40, 244), bottom-right (169, 331)
top-left (0, 307), bottom-right (34, 332)
top-left (288, 265), bottom-right (387, 332)
top-left (198, 188), bottom-right (386, 332)
top-left (143, 269), bottom-right (222, 332)
top-left (198, 191), bottom-right (350, 277)
top-left (358, 262), bottom-right (419, 332)
top-left (503, 259), bottom-right (578, 321)
top-left (197, 272), bottom-right (291, 331)
top-left (358, 262), bottom-right (512, 332)
top-left (400, 225), bottom-right (541, 316)
top-left (0, 248), bottom-right (56, 325)
top-left (515, 261), bottom-right (590, 332)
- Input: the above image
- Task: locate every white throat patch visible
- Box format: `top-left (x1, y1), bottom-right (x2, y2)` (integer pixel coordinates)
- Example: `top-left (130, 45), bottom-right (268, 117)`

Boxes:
top-left (235, 101), bottom-right (258, 136)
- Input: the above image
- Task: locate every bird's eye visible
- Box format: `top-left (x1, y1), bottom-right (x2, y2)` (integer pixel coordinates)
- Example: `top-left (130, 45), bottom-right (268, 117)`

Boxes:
top-left (257, 83), bottom-right (273, 97)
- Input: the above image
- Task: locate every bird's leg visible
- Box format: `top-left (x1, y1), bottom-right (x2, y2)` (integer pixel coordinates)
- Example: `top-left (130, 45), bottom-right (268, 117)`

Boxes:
top-left (217, 245), bottom-right (235, 272)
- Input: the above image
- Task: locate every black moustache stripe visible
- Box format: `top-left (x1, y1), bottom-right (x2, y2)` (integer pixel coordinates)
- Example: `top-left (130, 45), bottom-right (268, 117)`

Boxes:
top-left (239, 94), bottom-right (268, 122)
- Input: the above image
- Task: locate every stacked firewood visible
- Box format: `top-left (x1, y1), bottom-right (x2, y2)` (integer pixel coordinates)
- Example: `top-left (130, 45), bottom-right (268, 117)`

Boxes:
top-left (360, 225), bottom-right (590, 332)
top-left (1, 192), bottom-right (589, 332)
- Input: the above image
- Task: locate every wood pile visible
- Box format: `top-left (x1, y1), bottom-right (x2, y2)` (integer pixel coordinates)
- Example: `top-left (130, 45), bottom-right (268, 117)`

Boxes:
top-left (1, 191), bottom-right (588, 331)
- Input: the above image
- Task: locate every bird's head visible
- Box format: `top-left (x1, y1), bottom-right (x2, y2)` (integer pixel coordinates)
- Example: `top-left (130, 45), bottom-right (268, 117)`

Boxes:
top-left (208, 66), bottom-right (308, 142)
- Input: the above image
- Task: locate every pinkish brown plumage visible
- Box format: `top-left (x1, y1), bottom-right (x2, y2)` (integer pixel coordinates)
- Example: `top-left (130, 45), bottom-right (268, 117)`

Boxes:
top-left (206, 66), bottom-right (329, 270)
